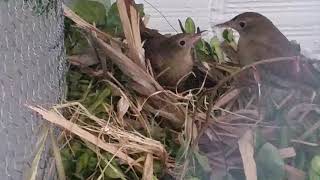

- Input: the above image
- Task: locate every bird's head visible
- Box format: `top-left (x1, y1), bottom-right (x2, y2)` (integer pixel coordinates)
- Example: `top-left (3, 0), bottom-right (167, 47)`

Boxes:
top-left (161, 32), bottom-right (203, 54)
top-left (215, 12), bottom-right (274, 36)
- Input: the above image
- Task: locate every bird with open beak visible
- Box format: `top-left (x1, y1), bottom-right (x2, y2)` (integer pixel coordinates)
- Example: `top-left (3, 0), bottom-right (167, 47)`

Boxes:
top-left (144, 32), bottom-right (203, 87)
top-left (215, 12), bottom-right (299, 66)
top-left (215, 12), bottom-right (320, 88)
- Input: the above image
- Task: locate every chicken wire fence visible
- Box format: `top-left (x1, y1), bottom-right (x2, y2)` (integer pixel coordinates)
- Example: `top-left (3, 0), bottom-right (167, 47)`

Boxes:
top-left (0, 0), bottom-right (65, 179)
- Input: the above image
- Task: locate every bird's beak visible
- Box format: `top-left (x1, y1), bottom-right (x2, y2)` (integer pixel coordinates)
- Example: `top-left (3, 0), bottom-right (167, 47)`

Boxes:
top-left (215, 20), bottom-right (232, 28)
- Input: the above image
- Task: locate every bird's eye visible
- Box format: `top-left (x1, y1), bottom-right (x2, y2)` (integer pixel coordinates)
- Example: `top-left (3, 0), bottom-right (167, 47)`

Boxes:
top-left (179, 40), bottom-right (186, 46)
top-left (239, 21), bottom-right (246, 28)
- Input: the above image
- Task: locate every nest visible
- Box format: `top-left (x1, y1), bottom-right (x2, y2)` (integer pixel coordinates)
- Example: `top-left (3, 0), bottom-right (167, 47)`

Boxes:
top-left (28, 1), bottom-right (320, 180)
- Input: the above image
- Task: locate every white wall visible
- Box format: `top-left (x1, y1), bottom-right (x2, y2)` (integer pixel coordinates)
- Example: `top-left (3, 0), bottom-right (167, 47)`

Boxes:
top-left (139, 0), bottom-right (320, 59)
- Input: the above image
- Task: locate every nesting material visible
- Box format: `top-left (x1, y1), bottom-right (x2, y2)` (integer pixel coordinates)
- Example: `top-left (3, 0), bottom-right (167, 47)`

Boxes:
top-left (28, 2), bottom-right (320, 180)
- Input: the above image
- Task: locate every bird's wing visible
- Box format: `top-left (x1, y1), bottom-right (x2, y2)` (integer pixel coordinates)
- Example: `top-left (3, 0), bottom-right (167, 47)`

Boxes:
top-left (239, 37), bottom-right (298, 63)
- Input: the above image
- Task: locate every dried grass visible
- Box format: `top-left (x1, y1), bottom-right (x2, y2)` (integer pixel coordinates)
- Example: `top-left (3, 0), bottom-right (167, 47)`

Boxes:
top-left (27, 2), bottom-right (320, 179)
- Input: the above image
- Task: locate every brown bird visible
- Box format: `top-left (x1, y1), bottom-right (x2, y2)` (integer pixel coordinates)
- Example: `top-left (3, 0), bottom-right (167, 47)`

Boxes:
top-left (143, 32), bottom-right (202, 87)
top-left (216, 12), bottom-right (299, 65)
top-left (216, 12), bottom-right (320, 88)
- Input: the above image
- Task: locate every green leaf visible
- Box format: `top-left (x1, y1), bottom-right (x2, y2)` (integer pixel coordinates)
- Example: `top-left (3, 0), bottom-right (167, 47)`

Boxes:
top-left (88, 87), bottom-right (111, 113)
top-left (153, 160), bottom-right (163, 175)
top-left (254, 129), bottom-right (267, 150)
top-left (194, 151), bottom-right (211, 172)
top-left (71, 141), bottom-right (84, 156)
top-left (88, 156), bottom-right (98, 170)
top-left (89, 0), bottom-right (112, 14)
top-left (222, 29), bottom-right (235, 43)
top-left (71, 0), bottom-right (106, 25)
top-left (76, 153), bottom-right (90, 173)
top-left (256, 143), bottom-right (285, 180)
top-left (68, 71), bottom-right (83, 82)
top-left (204, 41), bottom-right (214, 58)
top-left (195, 39), bottom-right (205, 51)
top-left (210, 36), bottom-right (224, 63)
top-left (185, 17), bottom-right (196, 33)
top-left (104, 3), bottom-right (123, 36)
top-left (102, 163), bottom-right (125, 179)
top-left (103, 2), bottom-right (144, 36)
top-left (311, 156), bottom-right (320, 175)
top-left (222, 29), bottom-right (237, 50)
top-left (222, 29), bottom-right (229, 40)
top-left (99, 153), bottom-right (126, 180)
top-left (309, 168), bottom-right (320, 180)
top-left (196, 50), bottom-right (212, 62)
top-left (195, 39), bottom-right (213, 61)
